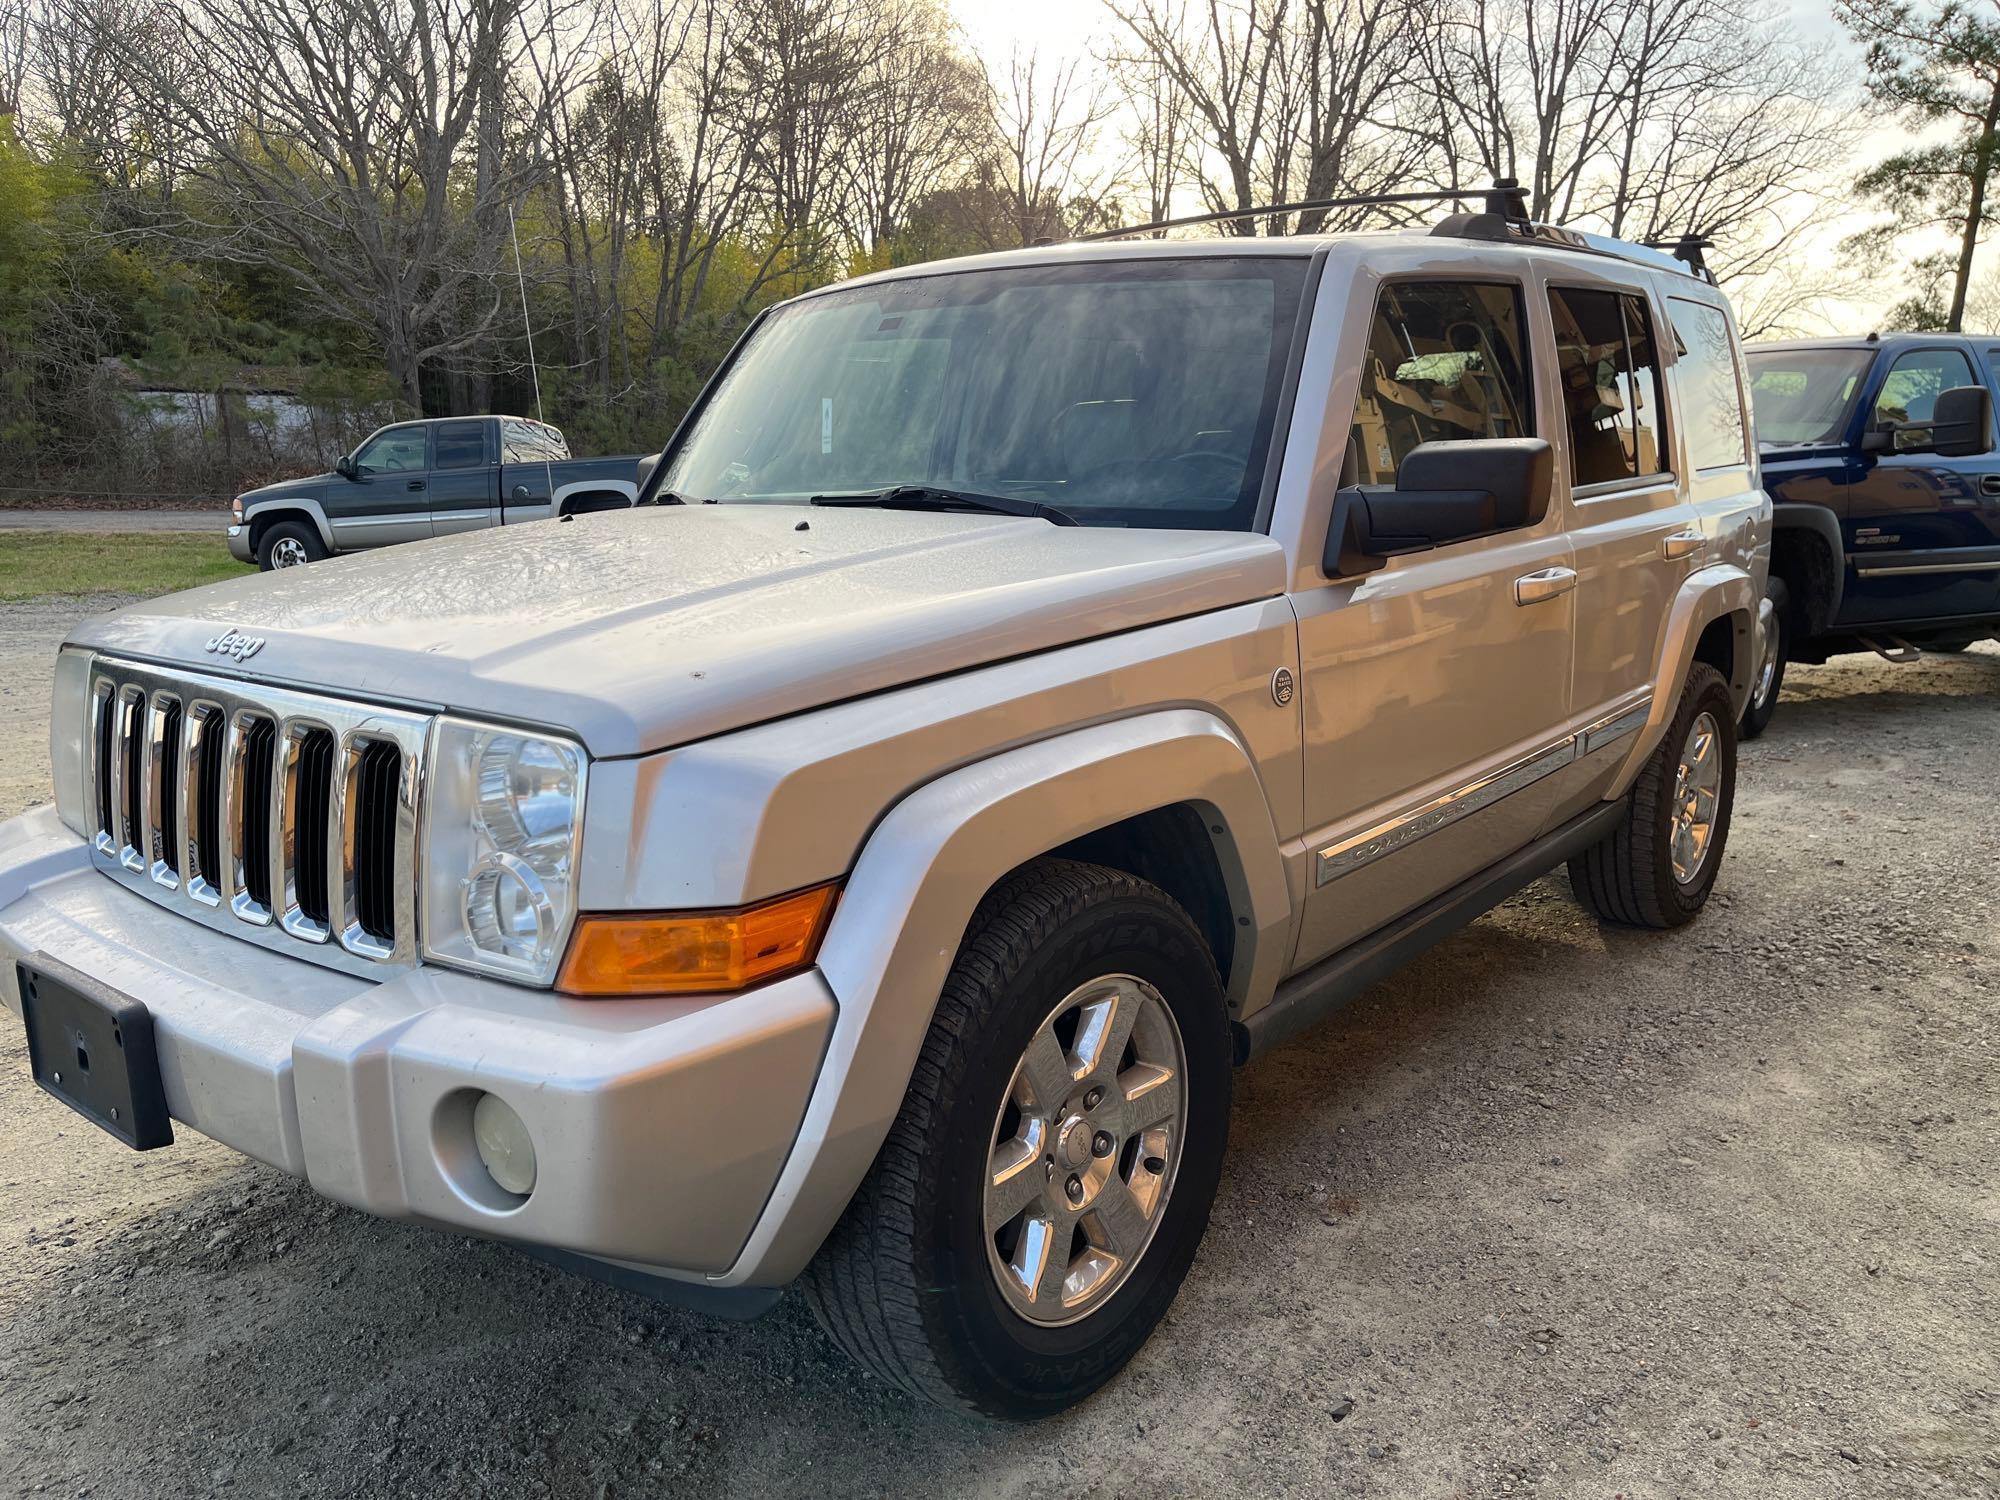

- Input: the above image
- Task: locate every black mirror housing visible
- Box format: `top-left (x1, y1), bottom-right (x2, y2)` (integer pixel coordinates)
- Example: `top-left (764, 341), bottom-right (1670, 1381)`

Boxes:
top-left (1931, 385), bottom-right (1992, 458)
top-left (335, 454), bottom-right (357, 480)
top-left (1323, 437), bottom-right (1555, 577)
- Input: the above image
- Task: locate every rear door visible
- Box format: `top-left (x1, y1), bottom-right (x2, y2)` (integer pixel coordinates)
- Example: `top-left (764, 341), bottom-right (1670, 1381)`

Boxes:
top-left (429, 418), bottom-right (498, 536)
top-left (1544, 278), bottom-right (1699, 782)
top-left (333, 422), bottom-right (433, 550)
top-left (1842, 344), bottom-right (2000, 625)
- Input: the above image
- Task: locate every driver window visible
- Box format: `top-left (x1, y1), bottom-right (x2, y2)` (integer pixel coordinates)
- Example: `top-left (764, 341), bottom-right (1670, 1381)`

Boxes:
top-left (1876, 348), bottom-right (1975, 450)
top-left (354, 425), bottom-right (427, 474)
top-left (1346, 281), bottom-right (1532, 485)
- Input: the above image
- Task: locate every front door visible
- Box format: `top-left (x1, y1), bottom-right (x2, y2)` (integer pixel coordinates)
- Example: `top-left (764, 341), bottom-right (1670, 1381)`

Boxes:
top-left (334, 423), bottom-right (433, 550)
top-left (1293, 277), bottom-right (1576, 967)
top-left (428, 419), bottom-right (498, 536)
top-left (1842, 344), bottom-right (2000, 626)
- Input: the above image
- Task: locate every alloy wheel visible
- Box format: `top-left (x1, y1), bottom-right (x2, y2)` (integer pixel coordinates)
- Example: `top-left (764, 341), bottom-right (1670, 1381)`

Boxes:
top-left (983, 974), bottom-right (1188, 1327)
top-left (1671, 710), bottom-right (1722, 884)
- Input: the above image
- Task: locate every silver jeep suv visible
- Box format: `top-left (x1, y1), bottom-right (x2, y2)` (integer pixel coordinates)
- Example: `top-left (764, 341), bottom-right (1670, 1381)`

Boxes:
top-left (1, 206), bottom-right (1769, 1418)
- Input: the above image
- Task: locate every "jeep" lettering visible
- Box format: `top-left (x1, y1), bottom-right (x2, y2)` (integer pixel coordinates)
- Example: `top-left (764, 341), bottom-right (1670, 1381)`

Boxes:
top-left (203, 628), bottom-right (265, 662)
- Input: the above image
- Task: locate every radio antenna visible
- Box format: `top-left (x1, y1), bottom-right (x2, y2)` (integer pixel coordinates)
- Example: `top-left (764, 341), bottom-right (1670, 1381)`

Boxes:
top-left (507, 201), bottom-right (558, 512)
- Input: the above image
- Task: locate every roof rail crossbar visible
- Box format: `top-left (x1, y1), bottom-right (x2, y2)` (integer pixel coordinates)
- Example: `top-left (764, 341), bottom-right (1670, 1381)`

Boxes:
top-left (1075, 179), bottom-right (1531, 243)
top-left (1643, 235), bottom-right (1717, 284)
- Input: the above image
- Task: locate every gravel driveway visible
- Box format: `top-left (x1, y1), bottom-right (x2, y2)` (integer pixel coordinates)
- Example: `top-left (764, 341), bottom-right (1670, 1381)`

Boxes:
top-left (2, 596), bottom-right (1996, 1499)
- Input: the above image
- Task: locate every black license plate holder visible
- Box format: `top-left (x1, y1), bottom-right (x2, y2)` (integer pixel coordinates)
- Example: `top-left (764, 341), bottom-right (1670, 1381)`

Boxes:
top-left (18, 954), bottom-right (173, 1150)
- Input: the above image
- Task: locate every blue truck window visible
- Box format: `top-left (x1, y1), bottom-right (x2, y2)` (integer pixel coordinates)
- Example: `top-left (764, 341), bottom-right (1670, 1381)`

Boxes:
top-left (1875, 349), bottom-right (1975, 448)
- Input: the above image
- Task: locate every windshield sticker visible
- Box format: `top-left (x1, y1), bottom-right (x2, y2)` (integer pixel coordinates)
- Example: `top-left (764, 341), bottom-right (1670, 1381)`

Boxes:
top-left (822, 397), bottom-right (833, 454)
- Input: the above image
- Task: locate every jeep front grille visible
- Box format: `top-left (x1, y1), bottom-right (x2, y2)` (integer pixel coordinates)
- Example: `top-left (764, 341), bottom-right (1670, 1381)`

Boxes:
top-left (85, 658), bottom-right (428, 974)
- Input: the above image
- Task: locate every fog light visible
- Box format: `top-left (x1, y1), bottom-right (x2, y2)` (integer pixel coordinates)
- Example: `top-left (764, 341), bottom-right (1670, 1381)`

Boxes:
top-left (471, 1092), bottom-right (537, 1197)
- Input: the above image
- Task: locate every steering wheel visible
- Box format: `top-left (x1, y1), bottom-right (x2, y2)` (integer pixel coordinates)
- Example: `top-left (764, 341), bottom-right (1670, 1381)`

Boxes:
top-left (1165, 450), bottom-right (1248, 487)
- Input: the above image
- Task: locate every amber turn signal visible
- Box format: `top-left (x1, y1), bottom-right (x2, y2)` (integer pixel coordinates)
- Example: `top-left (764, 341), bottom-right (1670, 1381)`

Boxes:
top-left (557, 883), bottom-right (839, 997)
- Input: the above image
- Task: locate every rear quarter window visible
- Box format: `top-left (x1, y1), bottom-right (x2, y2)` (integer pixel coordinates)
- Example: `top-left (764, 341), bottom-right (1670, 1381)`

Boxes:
top-left (1668, 298), bottom-right (1749, 470)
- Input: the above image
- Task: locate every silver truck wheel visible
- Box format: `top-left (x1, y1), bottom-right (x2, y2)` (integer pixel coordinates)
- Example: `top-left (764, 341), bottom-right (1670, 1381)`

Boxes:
top-left (984, 974), bottom-right (1187, 1327)
top-left (256, 520), bottom-right (328, 571)
top-left (1670, 711), bottom-right (1723, 885)
top-left (803, 858), bottom-right (1230, 1420)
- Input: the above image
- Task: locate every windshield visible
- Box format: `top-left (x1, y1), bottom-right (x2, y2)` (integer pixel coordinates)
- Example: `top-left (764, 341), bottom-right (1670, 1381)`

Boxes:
top-left (1744, 348), bottom-right (1873, 447)
top-left (659, 257), bottom-right (1311, 531)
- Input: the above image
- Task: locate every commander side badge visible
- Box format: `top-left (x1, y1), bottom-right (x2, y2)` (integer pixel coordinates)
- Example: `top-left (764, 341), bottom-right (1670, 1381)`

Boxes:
top-left (1271, 668), bottom-right (1295, 707)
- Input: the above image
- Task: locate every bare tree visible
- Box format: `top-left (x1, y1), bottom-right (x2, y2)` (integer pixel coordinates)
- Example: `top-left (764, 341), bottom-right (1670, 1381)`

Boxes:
top-left (84, 0), bottom-right (574, 407)
top-left (839, 0), bottom-right (988, 259)
top-left (986, 48), bottom-right (1119, 246)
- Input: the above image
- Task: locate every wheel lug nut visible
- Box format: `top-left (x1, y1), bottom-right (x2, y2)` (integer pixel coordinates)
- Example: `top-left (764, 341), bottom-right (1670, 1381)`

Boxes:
top-left (1065, 1174), bottom-right (1084, 1204)
top-left (1092, 1130), bottom-right (1114, 1158)
top-left (1083, 1087), bottom-right (1104, 1110)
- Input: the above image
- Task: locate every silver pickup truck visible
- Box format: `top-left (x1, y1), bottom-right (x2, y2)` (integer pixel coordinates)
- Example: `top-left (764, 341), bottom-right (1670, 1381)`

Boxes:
top-left (2, 207), bottom-right (1769, 1419)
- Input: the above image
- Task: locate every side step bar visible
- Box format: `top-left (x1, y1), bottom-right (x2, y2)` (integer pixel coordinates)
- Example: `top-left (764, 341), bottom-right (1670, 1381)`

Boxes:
top-left (1857, 635), bottom-right (1923, 664)
top-left (1234, 797), bottom-right (1628, 1064)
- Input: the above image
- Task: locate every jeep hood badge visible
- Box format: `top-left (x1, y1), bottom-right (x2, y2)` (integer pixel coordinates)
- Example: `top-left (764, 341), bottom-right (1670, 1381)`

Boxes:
top-left (204, 628), bottom-right (265, 662)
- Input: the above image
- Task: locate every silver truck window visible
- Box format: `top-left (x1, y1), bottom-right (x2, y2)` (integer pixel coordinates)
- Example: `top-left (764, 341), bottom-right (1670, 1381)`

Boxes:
top-left (660, 257), bottom-right (1312, 532)
top-left (1549, 287), bottom-right (1668, 486)
top-left (1346, 281), bottom-right (1532, 486)
top-left (1743, 348), bottom-right (1872, 447)
top-left (1668, 298), bottom-right (1748, 470)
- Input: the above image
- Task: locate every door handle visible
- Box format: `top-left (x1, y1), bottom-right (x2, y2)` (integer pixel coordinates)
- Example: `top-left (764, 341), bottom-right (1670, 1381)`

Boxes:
top-left (1514, 566), bottom-right (1578, 605)
top-left (1981, 474), bottom-right (2000, 497)
top-left (407, 479), bottom-right (426, 492)
top-left (1660, 528), bottom-right (1703, 560)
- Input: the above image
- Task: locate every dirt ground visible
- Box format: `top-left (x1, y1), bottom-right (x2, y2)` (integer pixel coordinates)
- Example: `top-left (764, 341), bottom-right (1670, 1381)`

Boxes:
top-left (2, 594), bottom-right (1996, 1500)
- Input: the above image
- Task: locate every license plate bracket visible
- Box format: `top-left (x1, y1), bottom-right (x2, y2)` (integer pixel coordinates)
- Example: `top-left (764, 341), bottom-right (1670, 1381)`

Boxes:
top-left (18, 954), bottom-right (173, 1151)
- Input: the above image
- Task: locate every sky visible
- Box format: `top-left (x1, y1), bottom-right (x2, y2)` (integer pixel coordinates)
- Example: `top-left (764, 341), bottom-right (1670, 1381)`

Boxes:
top-left (945, 0), bottom-right (1900, 331)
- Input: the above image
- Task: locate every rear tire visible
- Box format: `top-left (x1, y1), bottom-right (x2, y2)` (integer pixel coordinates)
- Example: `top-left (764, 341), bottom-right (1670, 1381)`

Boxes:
top-left (257, 520), bottom-right (327, 570)
top-left (803, 858), bottom-right (1231, 1419)
top-left (1569, 662), bottom-right (1736, 929)
top-left (1739, 576), bottom-right (1788, 740)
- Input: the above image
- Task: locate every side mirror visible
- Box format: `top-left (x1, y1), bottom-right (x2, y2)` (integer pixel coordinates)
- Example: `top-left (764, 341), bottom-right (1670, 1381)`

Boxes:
top-left (1323, 438), bottom-right (1554, 577)
top-left (1864, 385), bottom-right (1993, 457)
top-left (335, 454), bottom-right (358, 480)
top-left (634, 451), bottom-right (661, 500)
top-left (1931, 385), bottom-right (1992, 457)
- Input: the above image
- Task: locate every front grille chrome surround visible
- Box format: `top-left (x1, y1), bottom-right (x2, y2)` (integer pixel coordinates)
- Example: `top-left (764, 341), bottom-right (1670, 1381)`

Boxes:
top-left (84, 657), bottom-right (429, 977)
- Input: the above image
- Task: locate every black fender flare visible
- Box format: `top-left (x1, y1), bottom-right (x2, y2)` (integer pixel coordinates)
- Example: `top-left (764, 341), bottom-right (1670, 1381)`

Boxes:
top-left (1770, 502), bottom-right (1845, 632)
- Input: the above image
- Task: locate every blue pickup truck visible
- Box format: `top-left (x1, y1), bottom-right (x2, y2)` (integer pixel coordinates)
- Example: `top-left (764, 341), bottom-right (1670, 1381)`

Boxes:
top-left (226, 415), bottom-right (643, 570)
top-left (1744, 333), bottom-right (2000, 734)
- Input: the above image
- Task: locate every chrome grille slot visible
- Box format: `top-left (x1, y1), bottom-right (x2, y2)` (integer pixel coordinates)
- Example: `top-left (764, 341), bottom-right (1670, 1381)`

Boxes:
top-left (234, 714), bottom-right (278, 921)
top-left (82, 657), bottom-right (430, 977)
top-left (349, 740), bottom-right (403, 950)
top-left (148, 696), bottom-right (183, 885)
top-left (281, 725), bottom-right (336, 941)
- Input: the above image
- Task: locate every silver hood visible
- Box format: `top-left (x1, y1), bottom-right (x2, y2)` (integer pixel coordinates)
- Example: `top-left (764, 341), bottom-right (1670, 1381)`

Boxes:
top-left (67, 505), bottom-right (1287, 756)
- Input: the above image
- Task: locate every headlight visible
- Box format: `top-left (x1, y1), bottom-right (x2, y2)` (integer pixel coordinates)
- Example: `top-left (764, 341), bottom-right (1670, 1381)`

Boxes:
top-left (421, 718), bottom-right (586, 984)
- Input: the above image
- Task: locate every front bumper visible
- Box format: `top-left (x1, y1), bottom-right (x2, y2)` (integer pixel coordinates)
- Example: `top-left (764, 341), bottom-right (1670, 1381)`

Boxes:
top-left (225, 523), bottom-right (252, 562)
top-left (0, 805), bottom-right (833, 1281)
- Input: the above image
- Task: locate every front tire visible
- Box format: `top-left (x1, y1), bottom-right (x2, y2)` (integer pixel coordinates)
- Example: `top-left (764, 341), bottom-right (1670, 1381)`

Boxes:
top-left (1569, 662), bottom-right (1736, 928)
top-left (1739, 575), bottom-right (1789, 740)
top-left (803, 858), bottom-right (1231, 1419)
top-left (257, 520), bottom-right (327, 570)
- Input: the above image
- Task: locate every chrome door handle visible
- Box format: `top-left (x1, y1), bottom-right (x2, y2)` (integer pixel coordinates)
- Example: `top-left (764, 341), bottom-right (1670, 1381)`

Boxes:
top-left (1514, 566), bottom-right (1578, 605)
top-left (1661, 529), bottom-right (1703, 560)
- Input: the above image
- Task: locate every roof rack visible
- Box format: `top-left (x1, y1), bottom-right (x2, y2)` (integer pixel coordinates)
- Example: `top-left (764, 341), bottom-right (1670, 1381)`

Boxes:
top-left (1074, 179), bottom-right (1532, 242)
top-left (1075, 179), bottom-right (1716, 283)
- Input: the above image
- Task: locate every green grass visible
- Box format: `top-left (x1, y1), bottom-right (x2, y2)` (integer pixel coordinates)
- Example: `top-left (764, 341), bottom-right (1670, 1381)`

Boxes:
top-left (0, 532), bottom-right (256, 602)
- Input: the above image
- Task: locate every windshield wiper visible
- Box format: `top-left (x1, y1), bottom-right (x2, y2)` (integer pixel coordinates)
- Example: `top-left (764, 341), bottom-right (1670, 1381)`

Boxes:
top-left (809, 484), bottom-right (1079, 526)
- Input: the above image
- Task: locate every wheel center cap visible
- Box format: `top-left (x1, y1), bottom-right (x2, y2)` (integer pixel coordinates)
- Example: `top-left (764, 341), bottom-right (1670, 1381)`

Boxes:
top-left (1056, 1114), bottom-right (1094, 1170)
